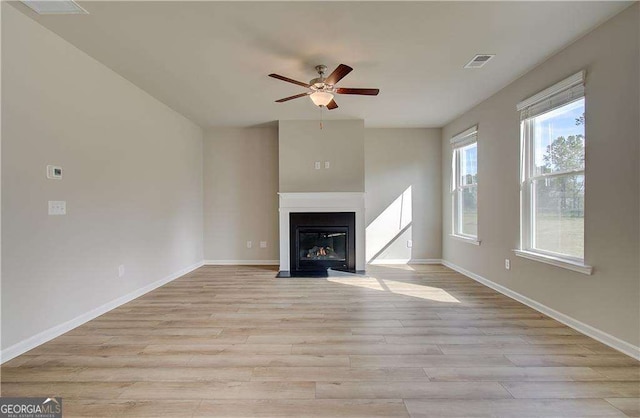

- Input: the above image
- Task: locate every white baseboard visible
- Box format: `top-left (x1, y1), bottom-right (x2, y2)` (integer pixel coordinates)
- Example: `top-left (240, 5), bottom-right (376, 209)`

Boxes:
top-left (204, 260), bottom-right (279, 266)
top-left (368, 258), bottom-right (442, 265)
top-left (441, 260), bottom-right (640, 361)
top-left (0, 260), bottom-right (204, 364)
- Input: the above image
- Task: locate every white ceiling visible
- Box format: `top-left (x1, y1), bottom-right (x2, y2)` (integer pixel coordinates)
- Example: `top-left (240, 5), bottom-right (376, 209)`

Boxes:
top-left (12, 1), bottom-right (631, 128)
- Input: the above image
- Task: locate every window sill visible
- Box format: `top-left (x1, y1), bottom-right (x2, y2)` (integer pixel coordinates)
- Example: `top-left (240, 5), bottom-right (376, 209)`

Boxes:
top-left (450, 234), bottom-right (481, 246)
top-left (513, 249), bottom-right (593, 275)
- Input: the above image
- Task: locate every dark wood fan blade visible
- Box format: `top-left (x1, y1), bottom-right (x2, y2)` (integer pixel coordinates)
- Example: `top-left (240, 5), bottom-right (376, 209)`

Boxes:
top-left (269, 73), bottom-right (311, 88)
top-left (275, 92), bottom-right (309, 103)
top-left (325, 64), bottom-right (353, 85)
top-left (326, 99), bottom-right (338, 110)
top-left (336, 87), bottom-right (380, 96)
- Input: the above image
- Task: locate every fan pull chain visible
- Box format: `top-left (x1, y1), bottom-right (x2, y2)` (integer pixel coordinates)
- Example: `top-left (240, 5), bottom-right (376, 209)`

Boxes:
top-left (320, 106), bottom-right (324, 130)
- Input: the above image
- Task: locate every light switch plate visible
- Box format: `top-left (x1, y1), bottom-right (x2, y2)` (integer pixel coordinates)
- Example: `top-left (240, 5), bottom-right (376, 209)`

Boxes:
top-left (324, 161), bottom-right (330, 169)
top-left (48, 200), bottom-right (66, 215)
top-left (314, 161), bottom-right (321, 170)
top-left (505, 259), bottom-right (510, 270)
top-left (246, 241), bottom-right (253, 249)
top-left (260, 241), bottom-right (267, 248)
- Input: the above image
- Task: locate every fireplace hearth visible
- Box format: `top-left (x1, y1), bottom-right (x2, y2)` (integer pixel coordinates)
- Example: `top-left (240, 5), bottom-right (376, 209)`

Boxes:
top-left (289, 212), bottom-right (356, 275)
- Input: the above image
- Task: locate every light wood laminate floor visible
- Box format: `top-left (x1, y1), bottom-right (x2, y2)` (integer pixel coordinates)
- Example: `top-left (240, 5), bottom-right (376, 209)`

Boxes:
top-left (1, 265), bottom-right (639, 417)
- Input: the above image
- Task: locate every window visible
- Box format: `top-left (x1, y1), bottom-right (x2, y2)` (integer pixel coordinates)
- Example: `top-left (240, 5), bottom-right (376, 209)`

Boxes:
top-left (517, 71), bottom-right (591, 274)
top-left (451, 126), bottom-right (479, 243)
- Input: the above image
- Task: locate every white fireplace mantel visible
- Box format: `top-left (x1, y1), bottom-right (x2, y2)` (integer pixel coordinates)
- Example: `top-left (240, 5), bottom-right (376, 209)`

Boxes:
top-left (278, 192), bottom-right (366, 272)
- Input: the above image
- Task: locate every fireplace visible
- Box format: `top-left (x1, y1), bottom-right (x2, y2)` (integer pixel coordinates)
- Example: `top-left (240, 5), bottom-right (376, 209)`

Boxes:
top-left (278, 193), bottom-right (365, 276)
top-left (290, 212), bottom-right (356, 274)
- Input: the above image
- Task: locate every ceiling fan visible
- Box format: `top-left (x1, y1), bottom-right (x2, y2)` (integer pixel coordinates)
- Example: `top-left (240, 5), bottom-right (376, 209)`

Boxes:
top-left (269, 64), bottom-right (379, 110)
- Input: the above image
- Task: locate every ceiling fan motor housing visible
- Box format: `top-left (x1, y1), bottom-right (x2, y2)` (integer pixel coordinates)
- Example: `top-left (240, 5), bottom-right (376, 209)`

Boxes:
top-left (311, 65), bottom-right (329, 89)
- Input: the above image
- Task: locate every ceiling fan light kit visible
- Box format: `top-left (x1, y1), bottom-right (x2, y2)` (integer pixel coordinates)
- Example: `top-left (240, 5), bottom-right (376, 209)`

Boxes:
top-left (269, 63), bottom-right (380, 110)
top-left (310, 91), bottom-right (334, 107)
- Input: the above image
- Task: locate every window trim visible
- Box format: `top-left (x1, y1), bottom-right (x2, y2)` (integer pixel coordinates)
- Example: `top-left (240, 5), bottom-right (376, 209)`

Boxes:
top-left (450, 234), bottom-right (481, 246)
top-left (451, 125), bottom-right (479, 243)
top-left (514, 249), bottom-right (593, 275)
top-left (517, 71), bottom-right (590, 272)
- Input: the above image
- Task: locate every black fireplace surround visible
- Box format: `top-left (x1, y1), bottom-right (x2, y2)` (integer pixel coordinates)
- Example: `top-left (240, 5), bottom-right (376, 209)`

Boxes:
top-left (290, 212), bottom-right (356, 274)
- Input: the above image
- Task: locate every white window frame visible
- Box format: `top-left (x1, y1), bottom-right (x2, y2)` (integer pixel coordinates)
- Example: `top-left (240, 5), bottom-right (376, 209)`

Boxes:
top-left (516, 71), bottom-right (592, 275)
top-left (450, 125), bottom-right (480, 245)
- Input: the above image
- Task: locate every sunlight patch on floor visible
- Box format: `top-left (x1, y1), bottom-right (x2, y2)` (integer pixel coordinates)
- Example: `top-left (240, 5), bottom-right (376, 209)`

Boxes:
top-left (326, 277), bottom-right (386, 291)
top-left (379, 279), bottom-right (460, 303)
top-left (327, 274), bottom-right (460, 303)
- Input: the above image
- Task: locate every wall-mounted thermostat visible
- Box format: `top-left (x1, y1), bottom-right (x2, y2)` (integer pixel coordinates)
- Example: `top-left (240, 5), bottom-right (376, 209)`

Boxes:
top-left (47, 165), bottom-right (63, 179)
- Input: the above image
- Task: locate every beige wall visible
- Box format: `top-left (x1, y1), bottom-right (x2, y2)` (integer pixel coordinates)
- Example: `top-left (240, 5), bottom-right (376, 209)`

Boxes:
top-left (365, 129), bottom-right (442, 263)
top-left (1, 5), bottom-right (204, 352)
top-left (203, 128), bottom-right (279, 262)
top-left (202, 124), bottom-right (442, 265)
top-left (279, 120), bottom-right (365, 193)
top-left (442, 4), bottom-right (639, 348)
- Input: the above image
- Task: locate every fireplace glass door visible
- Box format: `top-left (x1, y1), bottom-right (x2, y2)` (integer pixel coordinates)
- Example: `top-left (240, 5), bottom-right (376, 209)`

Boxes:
top-left (289, 212), bottom-right (356, 274)
top-left (296, 227), bottom-right (349, 271)
top-left (299, 230), bottom-right (347, 262)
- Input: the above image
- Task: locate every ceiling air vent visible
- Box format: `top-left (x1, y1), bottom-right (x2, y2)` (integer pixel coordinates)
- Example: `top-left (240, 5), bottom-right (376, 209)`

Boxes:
top-left (20, 1), bottom-right (88, 15)
top-left (464, 54), bottom-right (495, 69)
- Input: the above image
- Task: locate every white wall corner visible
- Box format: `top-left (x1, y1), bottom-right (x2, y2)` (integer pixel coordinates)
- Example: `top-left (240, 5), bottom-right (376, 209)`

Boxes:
top-left (441, 260), bottom-right (640, 361)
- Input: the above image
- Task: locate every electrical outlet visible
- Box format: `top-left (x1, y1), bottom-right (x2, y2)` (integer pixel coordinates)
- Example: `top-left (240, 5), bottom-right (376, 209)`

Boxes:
top-left (246, 241), bottom-right (253, 249)
top-left (505, 259), bottom-right (510, 270)
top-left (314, 161), bottom-right (321, 170)
top-left (260, 241), bottom-right (267, 248)
top-left (118, 265), bottom-right (125, 278)
top-left (407, 240), bottom-right (413, 248)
